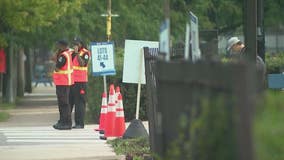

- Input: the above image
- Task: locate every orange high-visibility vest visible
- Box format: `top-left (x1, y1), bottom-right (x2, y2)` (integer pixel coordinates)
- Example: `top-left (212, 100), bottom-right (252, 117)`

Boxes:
top-left (53, 50), bottom-right (74, 86)
top-left (72, 48), bottom-right (90, 82)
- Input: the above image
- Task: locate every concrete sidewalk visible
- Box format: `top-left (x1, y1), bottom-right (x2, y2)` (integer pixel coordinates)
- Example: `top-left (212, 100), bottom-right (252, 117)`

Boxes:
top-left (0, 85), bottom-right (124, 160)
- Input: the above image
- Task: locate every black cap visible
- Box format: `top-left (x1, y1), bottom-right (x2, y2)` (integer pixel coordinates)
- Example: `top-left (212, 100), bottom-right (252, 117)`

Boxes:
top-left (56, 39), bottom-right (68, 46)
top-left (73, 37), bottom-right (83, 45)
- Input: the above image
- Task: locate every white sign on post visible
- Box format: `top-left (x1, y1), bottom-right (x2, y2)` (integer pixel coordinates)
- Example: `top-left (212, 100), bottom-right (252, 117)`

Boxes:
top-left (190, 12), bottom-right (201, 62)
top-left (123, 40), bottom-right (159, 84)
top-left (91, 42), bottom-right (116, 76)
top-left (123, 39), bottom-right (159, 119)
top-left (184, 22), bottom-right (190, 60)
top-left (159, 19), bottom-right (170, 61)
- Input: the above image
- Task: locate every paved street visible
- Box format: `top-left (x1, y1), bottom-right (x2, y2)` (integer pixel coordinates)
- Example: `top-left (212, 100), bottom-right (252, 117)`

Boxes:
top-left (0, 85), bottom-right (124, 160)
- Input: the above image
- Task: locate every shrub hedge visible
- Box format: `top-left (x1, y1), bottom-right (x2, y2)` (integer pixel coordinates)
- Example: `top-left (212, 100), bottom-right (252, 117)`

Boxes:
top-left (265, 52), bottom-right (284, 74)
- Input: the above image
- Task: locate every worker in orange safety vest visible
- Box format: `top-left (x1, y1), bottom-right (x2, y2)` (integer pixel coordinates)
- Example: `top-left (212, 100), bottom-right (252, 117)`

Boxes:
top-left (69, 38), bottom-right (91, 129)
top-left (52, 40), bottom-right (74, 130)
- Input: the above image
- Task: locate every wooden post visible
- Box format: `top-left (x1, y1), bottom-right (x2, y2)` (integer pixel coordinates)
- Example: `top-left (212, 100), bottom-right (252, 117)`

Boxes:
top-left (102, 0), bottom-right (112, 95)
top-left (244, 0), bottom-right (257, 62)
top-left (241, 0), bottom-right (257, 159)
top-left (107, 0), bottom-right (112, 41)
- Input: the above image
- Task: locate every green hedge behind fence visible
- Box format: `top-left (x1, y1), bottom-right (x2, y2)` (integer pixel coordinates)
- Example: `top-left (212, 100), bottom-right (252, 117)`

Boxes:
top-left (86, 47), bottom-right (148, 123)
top-left (265, 52), bottom-right (284, 74)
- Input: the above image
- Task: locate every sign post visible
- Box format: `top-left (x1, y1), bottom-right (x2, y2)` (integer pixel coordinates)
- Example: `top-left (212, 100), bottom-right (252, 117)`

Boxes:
top-left (99, 0), bottom-right (119, 95)
top-left (184, 21), bottom-right (190, 60)
top-left (135, 48), bottom-right (143, 119)
top-left (190, 12), bottom-right (201, 62)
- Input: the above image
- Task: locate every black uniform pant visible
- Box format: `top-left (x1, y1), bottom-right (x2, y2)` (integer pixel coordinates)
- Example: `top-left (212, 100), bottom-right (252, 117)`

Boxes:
top-left (70, 82), bottom-right (87, 126)
top-left (56, 86), bottom-right (72, 125)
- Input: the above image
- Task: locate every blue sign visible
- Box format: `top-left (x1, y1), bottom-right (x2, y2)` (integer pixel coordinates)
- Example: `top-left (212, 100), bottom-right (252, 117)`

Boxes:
top-left (90, 42), bottom-right (116, 76)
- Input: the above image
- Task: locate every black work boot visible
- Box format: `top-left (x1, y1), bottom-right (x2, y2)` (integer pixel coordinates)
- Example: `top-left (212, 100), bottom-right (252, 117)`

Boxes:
top-left (72, 125), bottom-right (84, 129)
top-left (53, 121), bottom-right (71, 130)
top-left (52, 120), bottom-right (61, 128)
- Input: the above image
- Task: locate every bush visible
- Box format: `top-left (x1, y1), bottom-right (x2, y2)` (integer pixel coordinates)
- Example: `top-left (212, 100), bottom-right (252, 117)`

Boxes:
top-left (86, 47), bottom-right (148, 123)
top-left (254, 90), bottom-right (284, 160)
top-left (156, 90), bottom-right (284, 160)
top-left (265, 53), bottom-right (284, 74)
top-left (163, 94), bottom-right (237, 160)
top-left (108, 137), bottom-right (150, 160)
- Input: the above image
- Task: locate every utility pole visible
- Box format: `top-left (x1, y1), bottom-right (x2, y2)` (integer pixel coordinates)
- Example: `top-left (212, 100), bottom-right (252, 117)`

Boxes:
top-left (106, 0), bottom-right (112, 42)
top-left (102, 0), bottom-right (112, 95)
top-left (244, 0), bottom-right (257, 62)
top-left (242, 1), bottom-right (256, 160)
top-left (257, 0), bottom-right (265, 62)
top-left (101, 0), bottom-right (119, 94)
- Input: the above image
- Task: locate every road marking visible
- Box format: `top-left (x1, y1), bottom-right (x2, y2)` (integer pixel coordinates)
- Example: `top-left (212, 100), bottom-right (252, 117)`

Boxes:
top-left (0, 126), bottom-right (103, 145)
top-left (7, 139), bottom-right (103, 143)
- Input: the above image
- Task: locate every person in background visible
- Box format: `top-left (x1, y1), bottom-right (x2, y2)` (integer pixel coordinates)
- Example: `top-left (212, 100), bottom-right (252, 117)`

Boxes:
top-left (69, 38), bottom-right (91, 129)
top-left (227, 36), bottom-right (266, 88)
top-left (52, 40), bottom-right (74, 130)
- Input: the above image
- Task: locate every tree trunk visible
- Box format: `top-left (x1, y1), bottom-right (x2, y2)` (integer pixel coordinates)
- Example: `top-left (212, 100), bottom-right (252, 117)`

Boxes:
top-left (17, 47), bottom-right (25, 97)
top-left (24, 48), bottom-right (32, 93)
top-left (0, 74), bottom-right (3, 101)
top-left (3, 42), bottom-right (16, 103)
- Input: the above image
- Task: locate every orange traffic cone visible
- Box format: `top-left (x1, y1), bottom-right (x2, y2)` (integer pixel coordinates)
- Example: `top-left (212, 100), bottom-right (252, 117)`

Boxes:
top-left (95, 92), bottom-right (108, 131)
top-left (104, 84), bottom-right (116, 137)
top-left (114, 93), bottom-right (126, 137)
top-left (115, 86), bottom-right (121, 104)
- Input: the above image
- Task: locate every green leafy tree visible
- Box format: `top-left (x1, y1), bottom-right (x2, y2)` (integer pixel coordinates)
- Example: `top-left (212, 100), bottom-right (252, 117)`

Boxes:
top-left (264, 0), bottom-right (284, 29)
top-left (0, 0), bottom-right (86, 47)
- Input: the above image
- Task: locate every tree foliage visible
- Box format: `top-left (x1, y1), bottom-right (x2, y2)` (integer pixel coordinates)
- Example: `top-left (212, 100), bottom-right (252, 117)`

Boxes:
top-left (1, 0), bottom-right (284, 48)
top-left (188, 0), bottom-right (243, 32)
top-left (264, 0), bottom-right (284, 29)
top-left (0, 0), bottom-right (86, 48)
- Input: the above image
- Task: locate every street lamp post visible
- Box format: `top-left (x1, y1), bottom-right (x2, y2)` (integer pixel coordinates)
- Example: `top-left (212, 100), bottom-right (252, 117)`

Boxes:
top-left (257, 0), bottom-right (265, 62)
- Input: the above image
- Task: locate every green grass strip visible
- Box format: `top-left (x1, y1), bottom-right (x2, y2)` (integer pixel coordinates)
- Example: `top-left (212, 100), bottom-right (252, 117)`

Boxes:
top-left (0, 112), bottom-right (10, 122)
top-left (0, 103), bottom-right (15, 110)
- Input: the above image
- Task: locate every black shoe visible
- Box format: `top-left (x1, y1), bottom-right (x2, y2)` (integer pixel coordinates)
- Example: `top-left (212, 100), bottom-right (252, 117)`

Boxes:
top-left (53, 122), bottom-right (71, 130)
top-left (53, 122), bottom-right (60, 128)
top-left (72, 125), bottom-right (84, 129)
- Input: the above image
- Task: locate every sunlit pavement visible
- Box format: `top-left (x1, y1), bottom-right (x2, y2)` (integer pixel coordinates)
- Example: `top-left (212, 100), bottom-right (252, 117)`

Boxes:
top-left (0, 85), bottom-right (124, 160)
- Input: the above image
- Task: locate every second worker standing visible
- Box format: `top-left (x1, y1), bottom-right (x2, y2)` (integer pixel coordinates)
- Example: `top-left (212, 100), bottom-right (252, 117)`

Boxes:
top-left (69, 38), bottom-right (91, 129)
top-left (53, 40), bottom-right (74, 130)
